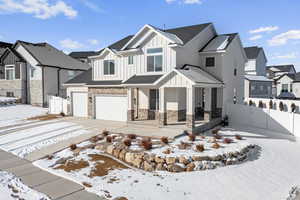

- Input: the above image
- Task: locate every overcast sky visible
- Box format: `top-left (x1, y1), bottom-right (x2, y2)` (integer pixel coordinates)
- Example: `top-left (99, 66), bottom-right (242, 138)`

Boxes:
top-left (0, 0), bottom-right (299, 70)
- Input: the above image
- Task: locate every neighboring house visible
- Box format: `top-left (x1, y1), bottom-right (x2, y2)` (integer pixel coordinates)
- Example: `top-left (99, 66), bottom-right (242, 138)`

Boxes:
top-left (275, 72), bottom-right (300, 99)
top-left (244, 46), bottom-right (272, 98)
top-left (69, 51), bottom-right (98, 65)
top-left (267, 64), bottom-right (297, 97)
top-left (0, 41), bottom-right (90, 106)
top-left (65, 23), bottom-right (247, 132)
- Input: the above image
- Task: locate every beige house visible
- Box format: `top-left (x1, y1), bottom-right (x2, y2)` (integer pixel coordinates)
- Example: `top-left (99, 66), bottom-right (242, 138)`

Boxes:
top-left (65, 23), bottom-right (247, 132)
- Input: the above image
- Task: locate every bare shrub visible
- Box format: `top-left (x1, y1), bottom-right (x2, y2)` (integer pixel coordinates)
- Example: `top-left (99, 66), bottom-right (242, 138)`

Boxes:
top-left (102, 130), bottom-right (109, 136)
top-left (211, 143), bottom-right (220, 149)
top-left (223, 138), bottom-right (233, 144)
top-left (195, 144), bottom-right (205, 152)
top-left (106, 136), bottom-right (113, 143)
top-left (213, 134), bottom-right (222, 140)
top-left (249, 100), bottom-right (253, 106)
top-left (291, 103), bottom-right (296, 113)
top-left (140, 139), bottom-right (152, 150)
top-left (212, 129), bottom-right (220, 135)
top-left (235, 134), bottom-right (242, 140)
top-left (70, 144), bottom-right (77, 150)
top-left (269, 100), bottom-right (273, 109)
top-left (258, 101), bottom-right (264, 108)
top-left (279, 101), bottom-right (284, 111)
top-left (178, 141), bottom-right (189, 150)
top-left (90, 136), bottom-right (102, 143)
top-left (188, 134), bottom-right (196, 141)
top-left (123, 138), bottom-right (132, 147)
top-left (160, 136), bottom-right (169, 144)
top-left (127, 134), bottom-right (137, 140)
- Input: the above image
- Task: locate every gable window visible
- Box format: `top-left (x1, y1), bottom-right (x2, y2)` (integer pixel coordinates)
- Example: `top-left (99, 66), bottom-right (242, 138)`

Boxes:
top-left (147, 48), bottom-right (163, 72)
top-left (205, 57), bottom-right (215, 67)
top-left (68, 71), bottom-right (76, 79)
top-left (128, 56), bottom-right (134, 65)
top-left (5, 66), bottom-right (15, 80)
top-left (104, 60), bottom-right (115, 75)
top-left (282, 84), bottom-right (288, 92)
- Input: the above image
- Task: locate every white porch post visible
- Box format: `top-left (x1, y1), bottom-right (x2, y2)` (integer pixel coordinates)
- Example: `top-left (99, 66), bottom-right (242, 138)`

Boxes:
top-left (204, 87), bottom-right (212, 121)
top-left (186, 86), bottom-right (195, 128)
top-left (158, 87), bottom-right (166, 126)
top-left (127, 88), bottom-right (134, 121)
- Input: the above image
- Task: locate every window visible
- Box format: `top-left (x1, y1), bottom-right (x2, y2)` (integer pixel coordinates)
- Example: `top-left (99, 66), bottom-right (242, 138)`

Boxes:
top-left (128, 56), bottom-right (134, 65)
top-left (149, 89), bottom-right (159, 110)
top-left (147, 48), bottom-right (163, 72)
top-left (103, 60), bottom-right (115, 75)
top-left (5, 66), bottom-right (14, 80)
top-left (205, 57), bottom-right (215, 67)
top-left (282, 84), bottom-right (288, 92)
top-left (68, 71), bottom-right (75, 79)
top-left (6, 92), bottom-right (14, 97)
top-left (234, 68), bottom-right (237, 76)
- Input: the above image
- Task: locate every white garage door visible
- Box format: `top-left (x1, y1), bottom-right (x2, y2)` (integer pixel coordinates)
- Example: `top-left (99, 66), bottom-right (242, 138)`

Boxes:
top-left (72, 92), bottom-right (88, 117)
top-left (95, 95), bottom-right (127, 121)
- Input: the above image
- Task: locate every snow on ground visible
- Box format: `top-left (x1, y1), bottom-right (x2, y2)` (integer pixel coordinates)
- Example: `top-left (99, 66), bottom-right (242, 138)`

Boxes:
top-left (0, 170), bottom-right (50, 200)
top-left (35, 126), bottom-right (300, 200)
top-left (0, 121), bottom-right (91, 158)
top-left (0, 97), bottom-right (17, 103)
top-left (0, 104), bottom-right (47, 127)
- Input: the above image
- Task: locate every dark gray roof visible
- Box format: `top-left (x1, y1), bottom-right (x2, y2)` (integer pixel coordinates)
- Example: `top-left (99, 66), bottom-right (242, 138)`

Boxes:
top-left (0, 42), bottom-right (13, 56)
top-left (123, 75), bottom-right (163, 85)
top-left (266, 65), bottom-right (296, 73)
top-left (244, 46), bottom-right (262, 59)
top-left (65, 68), bottom-right (92, 84)
top-left (199, 33), bottom-right (238, 52)
top-left (87, 80), bottom-right (123, 86)
top-left (0, 47), bottom-right (25, 63)
top-left (17, 41), bottom-right (90, 70)
top-left (109, 35), bottom-right (134, 50)
top-left (69, 51), bottom-right (98, 59)
top-left (293, 72), bottom-right (300, 82)
top-left (162, 23), bottom-right (212, 45)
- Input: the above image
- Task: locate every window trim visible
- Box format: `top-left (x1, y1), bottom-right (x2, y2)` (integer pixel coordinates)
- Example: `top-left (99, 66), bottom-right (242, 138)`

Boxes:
top-left (103, 60), bottom-right (115, 76)
top-left (5, 65), bottom-right (15, 80)
top-left (146, 47), bottom-right (163, 73)
top-left (205, 57), bottom-right (215, 67)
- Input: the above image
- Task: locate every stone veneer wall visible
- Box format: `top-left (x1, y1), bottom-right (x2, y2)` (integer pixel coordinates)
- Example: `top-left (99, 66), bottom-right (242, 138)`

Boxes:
top-left (30, 80), bottom-right (43, 106)
top-left (88, 87), bottom-right (127, 118)
top-left (0, 80), bottom-right (27, 103)
top-left (166, 110), bottom-right (186, 123)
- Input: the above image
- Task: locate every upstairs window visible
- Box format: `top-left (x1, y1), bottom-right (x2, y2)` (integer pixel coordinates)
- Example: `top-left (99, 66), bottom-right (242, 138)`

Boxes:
top-left (234, 68), bottom-right (237, 76)
top-left (205, 57), bottom-right (215, 67)
top-left (5, 66), bottom-right (14, 80)
top-left (68, 71), bottom-right (76, 79)
top-left (128, 56), bottom-right (134, 65)
top-left (104, 60), bottom-right (115, 75)
top-left (282, 84), bottom-right (288, 92)
top-left (147, 48), bottom-right (163, 72)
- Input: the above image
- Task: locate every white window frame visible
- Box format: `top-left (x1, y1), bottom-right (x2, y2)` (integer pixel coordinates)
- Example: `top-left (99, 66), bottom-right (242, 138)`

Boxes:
top-left (5, 65), bottom-right (15, 80)
top-left (146, 47), bottom-right (163, 73)
top-left (128, 55), bottom-right (134, 65)
top-left (103, 60), bottom-right (115, 76)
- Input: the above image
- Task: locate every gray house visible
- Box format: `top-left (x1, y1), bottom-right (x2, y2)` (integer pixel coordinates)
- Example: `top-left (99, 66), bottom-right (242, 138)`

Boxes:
top-left (69, 51), bottom-right (98, 65)
top-left (0, 41), bottom-right (90, 106)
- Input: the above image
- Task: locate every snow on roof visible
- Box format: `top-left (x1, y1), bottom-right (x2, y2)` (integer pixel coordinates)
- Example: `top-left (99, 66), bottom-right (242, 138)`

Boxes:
top-left (202, 35), bottom-right (230, 52)
top-left (245, 75), bottom-right (273, 82)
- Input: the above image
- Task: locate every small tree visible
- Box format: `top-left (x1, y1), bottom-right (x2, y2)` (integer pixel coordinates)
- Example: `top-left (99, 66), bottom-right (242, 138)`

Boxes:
top-left (279, 101), bottom-right (284, 111)
top-left (291, 103), bottom-right (296, 113)
top-left (269, 100), bottom-right (273, 109)
top-left (249, 100), bottom-right (253, 106)
top-left (258, 101), bottom-right (264, 108)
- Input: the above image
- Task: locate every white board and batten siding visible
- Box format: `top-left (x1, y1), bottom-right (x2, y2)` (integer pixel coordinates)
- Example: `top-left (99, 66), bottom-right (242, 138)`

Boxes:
top-left (93, 33), bottom-right (177, 82)
top-left (95, 95), bottom-right (128, 122)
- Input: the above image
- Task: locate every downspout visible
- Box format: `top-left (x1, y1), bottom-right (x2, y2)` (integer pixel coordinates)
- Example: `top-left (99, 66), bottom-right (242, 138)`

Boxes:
top-left (24, 63), bottom-right (28, 104)
top-left (57, 68), bottom-right (61, 97)
top-left (42, 67), bottom-right (45, 107)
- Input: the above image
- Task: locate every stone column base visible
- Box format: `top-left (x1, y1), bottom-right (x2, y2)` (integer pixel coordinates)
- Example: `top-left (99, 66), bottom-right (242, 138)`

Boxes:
top-left (204, 111), bottom-right (212, 121)
top-left (158, 112), bottom-right (167, 126)
top-left (127, 110), bottom-right (134, 121)
top-left (186, 114), bottom-right (195, 128)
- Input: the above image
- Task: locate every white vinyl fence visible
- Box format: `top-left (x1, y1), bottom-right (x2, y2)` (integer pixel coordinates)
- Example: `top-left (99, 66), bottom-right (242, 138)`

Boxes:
top-left (245, 98), bottom-right (300, 113)
top-left (48, 96), bottom-right (69, 115)
top-left (226, 103), bottom-right (300, 137)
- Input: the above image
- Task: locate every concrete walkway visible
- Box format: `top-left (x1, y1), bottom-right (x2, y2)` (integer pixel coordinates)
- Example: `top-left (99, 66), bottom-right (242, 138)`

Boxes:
top-left (0, 150), bottom-right (104, 200)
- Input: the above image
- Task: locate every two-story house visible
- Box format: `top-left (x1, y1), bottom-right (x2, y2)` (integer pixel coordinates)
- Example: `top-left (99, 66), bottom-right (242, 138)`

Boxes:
top-left (69, 51), bottom-right (98, 65)
top-left (244, 46), bottom-right (273, 98)
top-left (0, 41), bottom-right (90, 106)
top-left (65, 23), bottom-right (247, 132)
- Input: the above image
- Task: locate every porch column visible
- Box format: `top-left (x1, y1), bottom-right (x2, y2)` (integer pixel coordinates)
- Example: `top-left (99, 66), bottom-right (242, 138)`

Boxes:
top-left (158, 87), bottom-right (166, 126)
top-left (186, 86), bottom-right (195, 128)
top-left (127, 88), bottom-right (134, 121)
top-left (204, 87), bottom-right (212, 121)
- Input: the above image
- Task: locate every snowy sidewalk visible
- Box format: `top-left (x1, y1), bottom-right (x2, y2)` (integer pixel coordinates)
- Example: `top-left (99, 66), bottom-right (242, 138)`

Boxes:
top-left (0, 149), bottom-right (105, 200)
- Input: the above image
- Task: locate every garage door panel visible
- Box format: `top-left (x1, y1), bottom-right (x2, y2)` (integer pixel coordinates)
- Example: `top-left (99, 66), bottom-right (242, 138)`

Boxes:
top-left (72, 93), bottom-right (88, 117)
top-left (95, 96), bottom-right (127, 122)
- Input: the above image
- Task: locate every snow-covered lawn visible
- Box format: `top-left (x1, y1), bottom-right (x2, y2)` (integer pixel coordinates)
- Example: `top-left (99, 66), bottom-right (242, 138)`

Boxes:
top-left (0, 104), bottom-right (47, 127)
top-left (0, 97), bottom-right (17, 104)
top-left (0, 170), bottom-right (50, 200)
top-left (34, 126), bottom-right (300, 200)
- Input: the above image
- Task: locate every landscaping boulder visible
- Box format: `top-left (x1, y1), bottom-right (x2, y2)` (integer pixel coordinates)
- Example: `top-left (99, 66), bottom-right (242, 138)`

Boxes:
top-left (119, 149), bottom-right (127, 161)
top-left (143, 161), bottom-right (155, 172)
top-left (106, 145), bottom-right (115, 155)
top-left (179, 156), bottom-right (189, 165)
top-left (132, 158), bottom-right (143, 168)
top-left (156, 163), bottom-right (167, 171)
top-left (166, 157), bottom-right (177, 165)
top-left (186, 162), bottom-right (195, 171)
top-left (125, 152), bottom-right (135, 163)
top-left (95, 144), bottom-right (105, 151)
top-left (167, 163), bottom-right (185, 173)
top-left (155, 156), bottom-right (165, 163)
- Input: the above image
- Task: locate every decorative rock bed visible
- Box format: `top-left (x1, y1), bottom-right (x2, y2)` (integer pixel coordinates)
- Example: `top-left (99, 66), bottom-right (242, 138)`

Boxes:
top-left (88, 130), bottom-right (258, 173)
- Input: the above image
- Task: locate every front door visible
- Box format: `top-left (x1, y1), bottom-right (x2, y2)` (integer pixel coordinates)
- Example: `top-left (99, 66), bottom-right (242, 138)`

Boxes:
top-left (149, 89), bottom-right (159, 119)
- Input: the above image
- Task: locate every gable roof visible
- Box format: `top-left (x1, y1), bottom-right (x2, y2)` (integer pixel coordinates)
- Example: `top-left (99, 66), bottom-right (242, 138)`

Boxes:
top-left (276, 72), bottom-right (300, 83)
top-left (266, 64), bottom-right (296, 73)
top-left (0, 47), bottom-right (25, 63)
top-left (244, 46), bottom-right (262, 59)
top-left (65, 68), bottom-right (92, 84)
top-left (0, 41), bottom-right (13, 56)
top-left (16, 41), bottom-right (90, 70)
top-left (123, 75), bottom-right (163, 85)
top-left (69, 51), bottom-right (98, 59)
top-left (199, 33), bottom-right (238, 52)
top-left (109, 35), bottom-right (134, 50)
